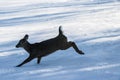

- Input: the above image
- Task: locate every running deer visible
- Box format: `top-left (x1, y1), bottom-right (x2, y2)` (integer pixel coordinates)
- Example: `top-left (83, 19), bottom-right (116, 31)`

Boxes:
top-left (16, 26), bottom-right (84, 67)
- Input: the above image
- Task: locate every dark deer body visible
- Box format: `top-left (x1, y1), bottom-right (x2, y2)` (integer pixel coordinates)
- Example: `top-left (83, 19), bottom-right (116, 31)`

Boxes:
top-left (16, 26), bottom-right (84, 67)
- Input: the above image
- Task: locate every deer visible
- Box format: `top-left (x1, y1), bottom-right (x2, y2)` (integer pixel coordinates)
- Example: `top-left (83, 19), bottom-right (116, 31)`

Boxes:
top-left (15, 26), bottom-right (84, 67)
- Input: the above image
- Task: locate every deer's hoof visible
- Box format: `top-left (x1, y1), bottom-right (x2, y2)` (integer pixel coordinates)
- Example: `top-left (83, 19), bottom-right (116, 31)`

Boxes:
top-left (16, 65), bottom-right (21, 67)
top-left (79, 51), bottom-right (85, 55)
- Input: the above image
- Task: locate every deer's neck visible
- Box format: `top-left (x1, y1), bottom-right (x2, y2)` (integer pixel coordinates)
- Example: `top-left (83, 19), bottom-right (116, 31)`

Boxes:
top-left (23, 41), bottom-right (32, 54)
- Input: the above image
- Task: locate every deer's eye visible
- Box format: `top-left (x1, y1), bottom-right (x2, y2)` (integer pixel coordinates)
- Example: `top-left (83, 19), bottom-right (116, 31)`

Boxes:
top-left (20, 39), bottom-right (25, 43)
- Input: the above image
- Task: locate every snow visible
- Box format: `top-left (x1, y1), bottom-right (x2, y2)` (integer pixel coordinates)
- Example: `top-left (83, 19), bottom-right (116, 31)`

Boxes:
top-left (0, 0), bottom-right (120, 80)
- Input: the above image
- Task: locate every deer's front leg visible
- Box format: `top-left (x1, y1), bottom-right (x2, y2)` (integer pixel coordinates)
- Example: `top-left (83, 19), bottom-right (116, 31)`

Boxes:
top-left (37, 57), bottom-right (42, 64)
top-left (16, 55), bottom-right (34, 67)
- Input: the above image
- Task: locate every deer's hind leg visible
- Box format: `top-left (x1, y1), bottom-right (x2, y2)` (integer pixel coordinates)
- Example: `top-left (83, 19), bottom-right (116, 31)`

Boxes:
top-left (61, 41), bottom-right (84, 55)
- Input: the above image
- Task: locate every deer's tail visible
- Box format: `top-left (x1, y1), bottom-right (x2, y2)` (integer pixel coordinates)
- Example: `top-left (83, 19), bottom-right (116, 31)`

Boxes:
top-left (59, 26), bottom-right (63, 35)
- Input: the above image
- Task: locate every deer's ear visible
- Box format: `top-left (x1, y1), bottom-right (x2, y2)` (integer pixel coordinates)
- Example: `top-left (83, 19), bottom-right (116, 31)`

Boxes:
top-left (24, 34), bottom-right (29, 40)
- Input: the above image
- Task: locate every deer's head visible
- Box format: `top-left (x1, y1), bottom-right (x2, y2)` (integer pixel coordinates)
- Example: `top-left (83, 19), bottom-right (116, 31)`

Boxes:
top-left (16, 34), bottom-right (29, 48)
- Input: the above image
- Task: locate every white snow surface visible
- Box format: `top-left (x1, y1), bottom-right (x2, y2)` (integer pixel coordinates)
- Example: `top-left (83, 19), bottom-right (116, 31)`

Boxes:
top-left (0, 0), bottom-right (120, 80)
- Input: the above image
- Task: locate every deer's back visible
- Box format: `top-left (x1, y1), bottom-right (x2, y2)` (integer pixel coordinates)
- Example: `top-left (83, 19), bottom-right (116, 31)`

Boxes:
top-left (32, 35), bottom-right (67, 56)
